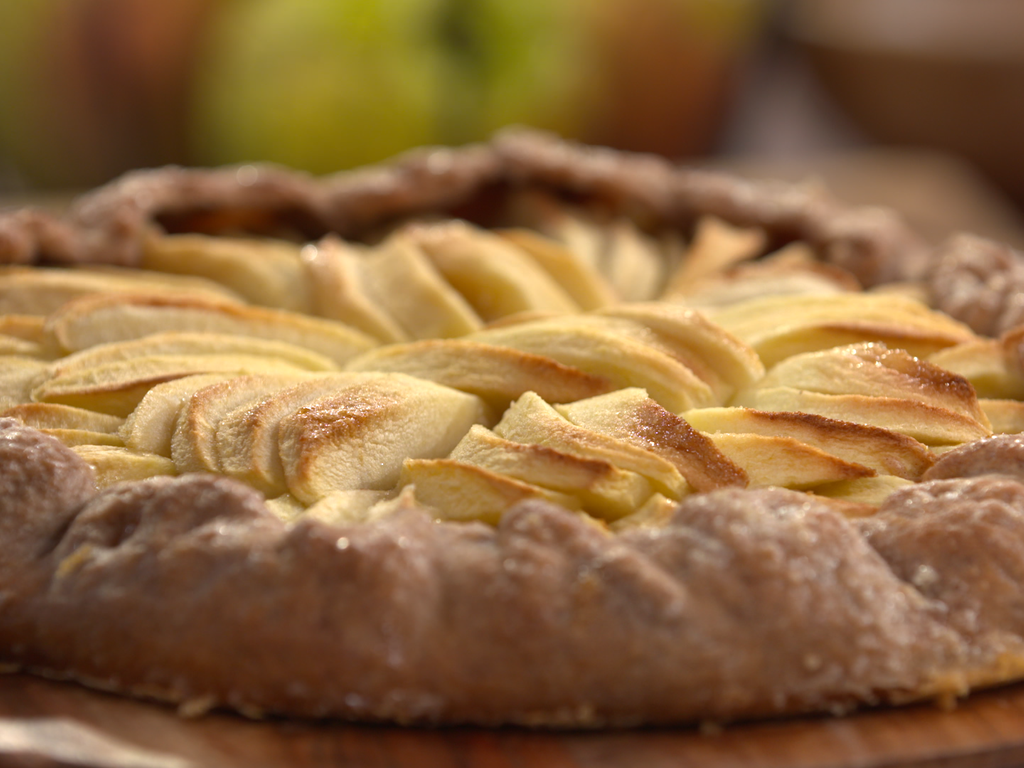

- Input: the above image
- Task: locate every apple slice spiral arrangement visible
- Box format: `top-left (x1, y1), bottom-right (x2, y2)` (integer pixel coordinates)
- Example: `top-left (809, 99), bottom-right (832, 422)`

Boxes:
top-left (5, 130), bottom-right (1024, 726)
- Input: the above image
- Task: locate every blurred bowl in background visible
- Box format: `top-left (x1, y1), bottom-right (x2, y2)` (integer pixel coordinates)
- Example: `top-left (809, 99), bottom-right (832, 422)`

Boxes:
top-left (0, 0), bottom-right (764, 191)
top-left (788, 0), bottom-right (1024, 208)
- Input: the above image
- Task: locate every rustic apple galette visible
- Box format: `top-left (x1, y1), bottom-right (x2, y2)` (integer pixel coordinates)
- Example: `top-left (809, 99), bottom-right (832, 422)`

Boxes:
top-left (3, 131), bottom-right (1024, 726)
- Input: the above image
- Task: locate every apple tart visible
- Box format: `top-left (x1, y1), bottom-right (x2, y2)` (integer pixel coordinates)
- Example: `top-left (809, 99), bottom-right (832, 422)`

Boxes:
top-left (5, 130), bottom-right (1024, 726)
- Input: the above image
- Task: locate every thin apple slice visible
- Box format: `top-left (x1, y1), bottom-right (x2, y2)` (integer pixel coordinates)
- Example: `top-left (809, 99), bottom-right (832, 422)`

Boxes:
top-left (999, 324), bottom-right (1024, 381)
top-left (407, 220), bottom-right (581, 321)
top-left (0, 315), bottom-right (54, 358)
top-left (703, 432), bottom-right (875, 490)
top-left (448, 424), bottom-right (654, 521)
top-left (141, 232), bottom-right (313, 311)
top-left (707, 293), bottom-right (977, 366)
top-left (1, 402), bottom-right (123, 433)
top-left (493, 391), bottom-right (691, 499)
top-left (0, 334), bottom-right (44, 358)
top-left (300, 237), bottom-right (408, 343)
top-left (556, 388), bottom-right (747, 493)
top-left (0, 357), bottom-right (49, 408)
top-left (345, 338), bottom-right (613, 410)
top-left (600, 219), bottom-right (668, 302)
top-left (681, 407), bottom-right (935, 480)
top-left (497, 228), bottom-right (617, 310)
top-left (609, 493), bottom-right (681, 531)
top-left (739, 386), bottom-right (991, 446)
top-left (71, 445), bottom-right (177, 488)
top-left (753, 343), bottom-right (990, 426)
top-left (503, 190), bottom-right (606, 273)
top-left (217, 373), bottom-right (380, 496)
top-left (0, 264), bottom-right (242, 315)
top-left (301, 489), bottom-right (395, 526)
top-left (279, 375), bottom-right (487, 505)
top-left (120, 373), bottom-right (237, 456)
top-left (661, 216), bottom-right (766, 298)
top-left (40, 429), bottom-right (124, 448)
top-left (34, 355), bottom-right (312, 418)
top-left (470, 319), bottom-right (715, 413)
top-left (48, 331), bottom-right (337, 376)
top-left (400, 458), bottom-right (578, 525)
top-left (171, 373), bottom-right (320, 474)
top-left (264, 493), bottom-right (308, 523)
top-left (929, 338), bottom-right (1024, 400)
top-left (813, 476), bottom-right (915, 508)
top-left (47, 293), bottom-right (375, 365)
top-left (980, 399), bottom-right (1024, 435)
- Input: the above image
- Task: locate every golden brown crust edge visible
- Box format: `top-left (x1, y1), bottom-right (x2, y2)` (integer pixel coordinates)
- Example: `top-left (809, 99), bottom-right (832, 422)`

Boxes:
top-left (7, 418), bottom-right (1024, 726)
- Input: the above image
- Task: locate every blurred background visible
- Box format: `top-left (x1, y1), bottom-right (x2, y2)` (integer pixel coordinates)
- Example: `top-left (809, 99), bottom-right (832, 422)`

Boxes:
top-left (1, 0), bottom-right (1023, 245)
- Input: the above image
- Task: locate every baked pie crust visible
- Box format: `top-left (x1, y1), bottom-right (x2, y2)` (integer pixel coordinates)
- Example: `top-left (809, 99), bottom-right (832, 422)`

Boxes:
top-left (4, 130), bottom-right (1024, 726)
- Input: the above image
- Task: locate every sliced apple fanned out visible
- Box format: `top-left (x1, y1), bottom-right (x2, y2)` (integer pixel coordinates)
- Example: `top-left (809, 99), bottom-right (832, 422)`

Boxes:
top-left (344, 339), bottom-right (613, 411)
top-left (739, 387), bottom-right (990, 447)
top-left (141, 233), bottom-right (314, 312)
top-left (406, 220), bottom-right (581, 322)
top-left (33, 354), bottom-right (314, 418)
top-left (600, 219), bottom-right (668, 302)
top-left (681, 407), bottom-right (935, 480)
top-left (400, 459), bottom-right (579, 526)
top-left (71, 445), bottom-right (177, 488)
top-left (470, 317), bottom-right (715, 413)
top-left (0, 264), bottom-right (243, 316)
top-left (668, 243), bottom-right (861, 308)
top-left (756, 343), bottom-right (989, 424)
top-left (733, 343), bottom-right (991, 446)
top-left (46, 293), bottom-right (376, 366)
top-left (706, 293), bottom-right (977, 367)
top-left (120, 373), bottom-right (237, 456)
top-left (595, 302), bottom-right (765, 401)
top-left (278, 374), bottom-right (487, 505)
top-left (300, 238), bottom-right (408, 343)
top-left (556, 388), bottom-right (747, 493)
top-left (493, 189), bottom-right (605, 272)
top-left (446, 424), bottom-right (654, 521)
top-left (496, 228), bottom-right (617, 310)
top-left (348, 234), bottom-right (483, 340)
top-left (216, 373), bottom-right (386, 496)
top-left (660, 215), bottom-right (766, 299)
top-left (493, 391), bottom-right (692, 500)
top-left (171, 373), bottom-right (322, 474)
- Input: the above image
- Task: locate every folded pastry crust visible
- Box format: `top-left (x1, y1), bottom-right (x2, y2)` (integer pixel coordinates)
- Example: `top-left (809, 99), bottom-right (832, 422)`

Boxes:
top-left (4, 131), bottom-right (1024, 726)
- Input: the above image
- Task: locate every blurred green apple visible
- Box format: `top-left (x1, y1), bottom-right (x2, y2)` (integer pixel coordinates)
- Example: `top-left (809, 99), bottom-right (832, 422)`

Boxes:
top-left (0, 0), bottom-right (763, 188)
top-left (191, 0), bottom-right (597, 173)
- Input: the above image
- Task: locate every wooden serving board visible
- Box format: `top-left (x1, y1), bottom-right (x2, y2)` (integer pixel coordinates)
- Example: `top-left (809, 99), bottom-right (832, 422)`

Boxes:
top-left (4, 672), bottom-right (1024, 768)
